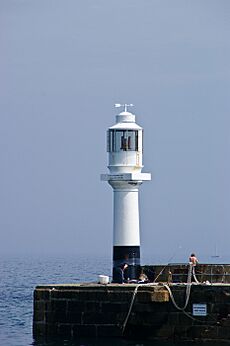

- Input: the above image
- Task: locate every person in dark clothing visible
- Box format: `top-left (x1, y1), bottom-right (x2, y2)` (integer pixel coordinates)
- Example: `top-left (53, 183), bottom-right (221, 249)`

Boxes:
top-left (113, 263), bottom-right (128, 283)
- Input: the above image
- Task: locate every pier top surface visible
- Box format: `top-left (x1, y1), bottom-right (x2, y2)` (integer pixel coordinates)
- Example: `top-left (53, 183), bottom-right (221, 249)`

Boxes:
top-left (35, 282), bottom-right (230, 289)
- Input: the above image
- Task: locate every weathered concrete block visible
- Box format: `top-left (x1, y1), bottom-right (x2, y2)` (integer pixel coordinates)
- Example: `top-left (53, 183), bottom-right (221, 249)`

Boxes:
top-left (215, 303), bottom-right (230, 317)
top-left (34, 289), bottom-right (50, 301)
top-left (33, 301), bottom-right (46, 322)
top-left (50, 299), bottom-right (67, 312)
top-left (133, 302), bottom-right (156, 313)
top-left (167, 312), bottom-right (180, 325)
top-left (192, 286), bottom-right (225, 304)
top-left (218, 326), bottom-right (230, 339)
top-left (85, 301), bottom-right (101, 312)
top-left (220, 316), bottom-right (230, 327)
top-left (72, 324), bottom-right (97, 337)
top-left (107, 291), bottom-right (133, 302)
top-left (45, 322), bottom-right (58, 336)
top-left (83, 312), bottom-right (121, 325)
top-left (152, 302), bottom-right (170, 312)
top-left (66, 300), bottom-right (85, 312)
top-left (178, 312), bottom-right (194, 326)
top-left (151, 289), bottom-right (169, 302)
top-left (97, 325), bottom-right (123, 337)
top-left (135, 291), bottom-right (152, 303)
top-left (65, 312), bottom-right (82, 324)
top-left (154, 325), bottom-right (175, 338)
top-left (101, 302), bottom-right (129, 313)
top-left (45, 310), bottom-right (66, 324)
top-left (187, 325), bottom-right (218, 339)
top-left (174, 325), bottom-right (189, 338)
top-left (57, 323), bottom-right (72, 336)
top-left (129, 311), bottom-right (168, 326)
top-left (33, 322), bottom-right (46, 336)
top-left (50, 289), bottom-right (76, 299)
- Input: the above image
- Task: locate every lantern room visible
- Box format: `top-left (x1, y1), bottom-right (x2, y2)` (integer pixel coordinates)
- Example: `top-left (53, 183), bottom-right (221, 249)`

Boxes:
top-left (107, 109), bottom-right (143, 174)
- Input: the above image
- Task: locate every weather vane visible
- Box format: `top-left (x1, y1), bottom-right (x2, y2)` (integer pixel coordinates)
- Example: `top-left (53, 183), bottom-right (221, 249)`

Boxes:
top-left (114, 103), bottom-right (134, 112)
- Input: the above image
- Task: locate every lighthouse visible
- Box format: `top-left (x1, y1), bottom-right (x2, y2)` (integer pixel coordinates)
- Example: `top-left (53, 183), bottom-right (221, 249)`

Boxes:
top-left (101, 104), bottom-right (151, 282)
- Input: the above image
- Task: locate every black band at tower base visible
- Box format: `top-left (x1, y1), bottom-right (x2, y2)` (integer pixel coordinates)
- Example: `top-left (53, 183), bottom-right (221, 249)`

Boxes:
top-left (112, 245), bottom-right (141, 282)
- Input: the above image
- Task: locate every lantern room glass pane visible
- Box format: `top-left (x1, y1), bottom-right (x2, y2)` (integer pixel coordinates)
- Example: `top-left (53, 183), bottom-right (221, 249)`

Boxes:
top-left (107, 130), bottom-right (138, 152)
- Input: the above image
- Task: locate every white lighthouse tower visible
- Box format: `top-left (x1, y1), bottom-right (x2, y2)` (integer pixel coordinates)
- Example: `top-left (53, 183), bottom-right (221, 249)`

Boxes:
top-left (101, 104), bottom-right (151, 282)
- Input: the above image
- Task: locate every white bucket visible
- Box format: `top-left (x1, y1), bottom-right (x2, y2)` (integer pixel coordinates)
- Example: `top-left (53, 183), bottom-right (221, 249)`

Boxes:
top-left (98, 275), bottom-right (109, 285)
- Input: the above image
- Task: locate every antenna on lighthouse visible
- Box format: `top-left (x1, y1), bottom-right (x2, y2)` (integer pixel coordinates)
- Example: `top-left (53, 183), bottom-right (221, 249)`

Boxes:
top-left (114, 103), bottom-right (134, 112)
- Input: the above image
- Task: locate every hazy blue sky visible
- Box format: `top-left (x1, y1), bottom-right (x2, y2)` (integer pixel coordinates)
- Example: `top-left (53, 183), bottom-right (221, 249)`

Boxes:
top-left (0, 0), bottom-right (229, 263)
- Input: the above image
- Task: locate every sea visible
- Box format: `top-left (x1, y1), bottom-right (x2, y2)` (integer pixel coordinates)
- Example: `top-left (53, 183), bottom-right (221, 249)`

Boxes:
top-left (0, 254), bottom-right (229, 346)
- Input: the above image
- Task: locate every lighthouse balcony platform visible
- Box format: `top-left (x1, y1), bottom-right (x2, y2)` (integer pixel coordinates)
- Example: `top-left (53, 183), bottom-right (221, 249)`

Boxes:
top-left (100, 172), bottom-right (151, 181)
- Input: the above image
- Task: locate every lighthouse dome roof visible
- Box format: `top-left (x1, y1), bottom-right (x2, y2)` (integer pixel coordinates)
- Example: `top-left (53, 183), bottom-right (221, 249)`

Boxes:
top-left (109, 110), bottom-right (142, 130)
top-left (119, 111), bottom-right (133, 116)
top-left (116, 111), bottom-right (135, 123)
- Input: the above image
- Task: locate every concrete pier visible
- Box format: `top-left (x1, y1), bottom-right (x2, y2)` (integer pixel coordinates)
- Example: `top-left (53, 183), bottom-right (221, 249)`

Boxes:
top-left (143, 263), bottom-right (230, 284)
top-left (33, 264), bottom-right (230, 342)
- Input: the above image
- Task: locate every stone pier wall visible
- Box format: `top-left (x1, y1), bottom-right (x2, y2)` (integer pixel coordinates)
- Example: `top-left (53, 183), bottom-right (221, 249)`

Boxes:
top-left (33, 282), bottom-right (230, 342)
top-left (33, 284), bottom-right (168, 338)
top-left (142, 264), bottom-right (230, 283)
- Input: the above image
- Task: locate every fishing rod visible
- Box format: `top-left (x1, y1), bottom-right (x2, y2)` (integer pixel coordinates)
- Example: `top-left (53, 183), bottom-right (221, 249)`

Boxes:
top-left (153, 245), bottom-right (182, 283)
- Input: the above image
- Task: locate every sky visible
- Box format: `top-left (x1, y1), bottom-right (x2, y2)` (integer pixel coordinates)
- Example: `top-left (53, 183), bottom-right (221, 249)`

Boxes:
top-left (0, 0), bottom-right (230, 263)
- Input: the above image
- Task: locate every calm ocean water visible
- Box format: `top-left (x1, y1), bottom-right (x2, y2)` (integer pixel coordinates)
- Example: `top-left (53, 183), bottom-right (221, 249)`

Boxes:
top-left (0, 254), bottom-right (229, 346)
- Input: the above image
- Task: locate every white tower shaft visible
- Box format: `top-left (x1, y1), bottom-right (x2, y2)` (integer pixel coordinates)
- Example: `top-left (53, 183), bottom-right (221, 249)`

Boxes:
top-left (101, 106), bottom-right (151, 282)
top-left (112, 182), bottom-right (141, 246)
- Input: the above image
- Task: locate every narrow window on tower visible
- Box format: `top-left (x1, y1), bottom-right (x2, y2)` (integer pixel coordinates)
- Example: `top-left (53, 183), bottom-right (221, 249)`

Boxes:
top-left (135, 131), bottom-right (138, 151)
top-left (121, 134), bottom-right (128, 150)
top-left (128, 136), bottom-right (131, 149)
top-left (107, 130), bottom-right (110, 152)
